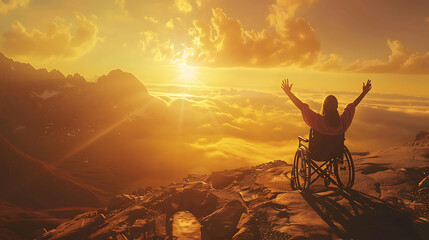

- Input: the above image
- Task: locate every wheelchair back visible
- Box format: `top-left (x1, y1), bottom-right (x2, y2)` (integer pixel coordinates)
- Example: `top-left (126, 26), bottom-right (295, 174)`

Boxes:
top-left (309, 128), bottom-right (344, 161)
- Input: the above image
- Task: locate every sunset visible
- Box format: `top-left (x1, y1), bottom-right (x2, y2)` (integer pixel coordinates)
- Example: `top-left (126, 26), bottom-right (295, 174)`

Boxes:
top-left (1, 0), bottom-right (429, 239)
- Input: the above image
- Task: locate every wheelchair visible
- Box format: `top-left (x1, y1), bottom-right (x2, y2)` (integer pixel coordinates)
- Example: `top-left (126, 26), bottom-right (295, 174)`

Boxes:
top-left (291, 129), bottom-right (355, 192)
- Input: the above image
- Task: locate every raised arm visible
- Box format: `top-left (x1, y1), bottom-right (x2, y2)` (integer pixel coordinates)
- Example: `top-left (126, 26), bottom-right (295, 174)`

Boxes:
top-left (281, 79), bottom-right (304, 109)
top-left (353, 79), bottom-right (372, 106)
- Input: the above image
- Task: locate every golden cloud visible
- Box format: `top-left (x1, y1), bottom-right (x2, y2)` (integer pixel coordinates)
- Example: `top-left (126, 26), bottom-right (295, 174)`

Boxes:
top-left (139, 31), bottom-right (158, 51)
top-left (319, 40), bottom-right (429, 74)
top-left (267, 0), bottom-right (316, 35)
top-left (175, 0), bottom-right (192, 13)
top-left (175, 7), bottom-right (320, 67)
top-left (0, 12), bottom-right (99, 59)
top-left (316, 53), bottom-right (344, 71)
top-left (144, 16), bottom-right (158, 24)
top-left (166, 19), bottom-right (175, 29)
top-left (0, 0), bottom-right (29, 14)
top-left (141, 86), bottom-right (429, 175)
top-left (139, 31), bottom-right (174, 61)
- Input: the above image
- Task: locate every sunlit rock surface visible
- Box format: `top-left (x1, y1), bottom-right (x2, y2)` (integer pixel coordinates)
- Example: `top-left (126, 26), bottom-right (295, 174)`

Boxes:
top-left (40, 140), bottom-right (429, 240)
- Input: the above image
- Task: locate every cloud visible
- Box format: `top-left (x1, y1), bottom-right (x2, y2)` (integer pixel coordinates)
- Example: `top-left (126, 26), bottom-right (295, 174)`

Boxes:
top-left (139, 31), bottom-right (174, 61)
top-left (144, 16), bottom-right (158, 24)
top-left (0, 0), bottom-right (29, 14)
top-left (153, 40), bottom-right (174, 61)
top-left (166, 19), bottom-right (175, 29)
top-left (267, 0), bottom-right (316, 36)
top-left (139, 85), bottom-right (429, 176)
top-left (175, 7), bottom-right (320, 67)
top-left (316, 53), bottom-right (344, 71)
top-left (0, 12), bottom-right (99, 59)
top-left (175, 0), bottom-right (192, 13)
top-left (139, 31), bottom-right (158, 51)
top-left (319, 40), bottom-right (429, 74)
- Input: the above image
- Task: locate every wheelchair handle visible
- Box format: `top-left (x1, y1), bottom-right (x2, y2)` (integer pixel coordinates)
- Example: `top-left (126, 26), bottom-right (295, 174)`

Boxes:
top-left (298, 136), bottom-right (308, 142)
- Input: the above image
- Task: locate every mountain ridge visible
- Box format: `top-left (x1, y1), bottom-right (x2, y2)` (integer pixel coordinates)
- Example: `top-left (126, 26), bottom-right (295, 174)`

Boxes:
top-left (36, 139), bottom-right (429, 240)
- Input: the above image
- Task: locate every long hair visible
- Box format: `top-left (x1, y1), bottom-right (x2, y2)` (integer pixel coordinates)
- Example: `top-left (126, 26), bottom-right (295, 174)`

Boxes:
top-left (321, 95), bottom-right (340, 128)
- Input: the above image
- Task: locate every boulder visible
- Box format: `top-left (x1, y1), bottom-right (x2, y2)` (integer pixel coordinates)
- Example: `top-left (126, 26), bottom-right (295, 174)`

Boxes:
top-left (201, 200), bottom-right (247, 239)
top-left (208, 169), bottom-right (251, 189)
top-left (158, 187), bottom-right (219, 219)
top-left (41, 211), bottom-right (104, 240)
top-left (233, 213), bottom-right (256, 240)
top-left (232, 227), bottom-right (255, 240)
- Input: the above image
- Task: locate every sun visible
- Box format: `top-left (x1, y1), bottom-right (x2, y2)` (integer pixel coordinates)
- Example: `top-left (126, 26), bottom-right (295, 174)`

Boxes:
top-left (179, 64), bottom-right (197, 83)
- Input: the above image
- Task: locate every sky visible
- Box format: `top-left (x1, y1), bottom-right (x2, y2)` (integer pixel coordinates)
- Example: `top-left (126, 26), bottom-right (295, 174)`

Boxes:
top-left (1, 0), bottom-right (429, 173)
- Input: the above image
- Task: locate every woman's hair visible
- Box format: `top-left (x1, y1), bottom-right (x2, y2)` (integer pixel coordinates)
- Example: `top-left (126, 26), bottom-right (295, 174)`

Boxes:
top-left (321, 95), bottom-right (340, 128)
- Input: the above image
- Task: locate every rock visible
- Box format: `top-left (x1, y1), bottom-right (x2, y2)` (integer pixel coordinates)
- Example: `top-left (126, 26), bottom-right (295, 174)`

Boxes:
top-left (115, 234), bottom-right (128, 240)
top-left (236, 213), bottom-right (253, 229)
top-left (233, 213), bottom-right (256, 240)
top-left (95, 214), bottom-right (106, 224)
top-left (154, 213), bottom-right (167, 236)
top-left (88, 206), bottom-right (155, 240)
top-left (207, 168), bottom-right (251, 189)
top-left (159, 188), bottom-right (219, 219)
top-left (107, 194), bottom-right (135, 211)
top-left (418, 176), bottom-right (429, 188)
top-left (41, 211), bottom-right (104, 240)
top-left (232, 227), bottom-right (255, 240)
top-left (239, 190), bottom-right (259, 202)
top-left (180, 188), bottom-right (219, 217)
top-left (127, 206), bottom-right (151, 222)
top-left (201, 200), bottom-right (247, 239)
top-left (131, 219), bottom-right (154, 234)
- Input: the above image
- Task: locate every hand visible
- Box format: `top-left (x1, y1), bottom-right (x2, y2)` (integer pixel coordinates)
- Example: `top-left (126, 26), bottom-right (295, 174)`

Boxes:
top-left (363, 79), bottom-right (372, 94)
top-left (281, 79), bottom-right (293, 94)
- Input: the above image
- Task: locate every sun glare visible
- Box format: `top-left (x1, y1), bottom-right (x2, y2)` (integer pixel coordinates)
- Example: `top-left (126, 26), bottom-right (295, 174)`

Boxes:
top-left (179, 64), bottom-right (197, 84)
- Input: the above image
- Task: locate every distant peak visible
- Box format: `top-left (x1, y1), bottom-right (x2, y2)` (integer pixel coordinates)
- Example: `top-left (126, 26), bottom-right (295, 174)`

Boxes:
top-left (97, 69), bottom-right (148, 94)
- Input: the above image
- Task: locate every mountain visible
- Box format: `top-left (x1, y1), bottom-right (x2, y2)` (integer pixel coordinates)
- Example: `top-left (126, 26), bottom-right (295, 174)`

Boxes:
top-left (0, 53), bottom-right (163, 195)
top-left (0, 53), bottom-right (165, 239)
top-left (39, 141), bottom-right (429, 240)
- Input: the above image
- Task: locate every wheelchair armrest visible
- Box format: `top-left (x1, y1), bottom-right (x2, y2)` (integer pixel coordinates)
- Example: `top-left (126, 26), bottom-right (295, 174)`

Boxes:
top-left (298, 136), bottom-right (309, 142)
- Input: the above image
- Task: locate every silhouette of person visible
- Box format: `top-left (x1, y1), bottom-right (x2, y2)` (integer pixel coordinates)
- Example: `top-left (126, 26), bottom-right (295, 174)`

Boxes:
top-left (281, 79), bottom-right (372, 135)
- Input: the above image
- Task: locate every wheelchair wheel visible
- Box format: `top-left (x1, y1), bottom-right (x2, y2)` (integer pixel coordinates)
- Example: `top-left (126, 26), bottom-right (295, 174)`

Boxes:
top-left (334, 146), bottom-right (355, 189)
top-left (294, 148), bottom-right (310, 192)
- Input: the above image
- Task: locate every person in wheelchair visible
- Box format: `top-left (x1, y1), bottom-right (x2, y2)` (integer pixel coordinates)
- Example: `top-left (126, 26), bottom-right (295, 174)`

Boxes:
top-left (281, 79), bottom-right (372, 191)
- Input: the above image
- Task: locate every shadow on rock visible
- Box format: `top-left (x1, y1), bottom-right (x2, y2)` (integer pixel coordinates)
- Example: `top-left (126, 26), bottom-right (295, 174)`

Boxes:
top-left (301, 189), bottom-right (429, 240)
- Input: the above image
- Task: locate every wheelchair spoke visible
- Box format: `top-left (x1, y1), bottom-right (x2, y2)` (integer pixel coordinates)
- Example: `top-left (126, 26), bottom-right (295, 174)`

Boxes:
top-left (334, 146), bottom-right (355, 189)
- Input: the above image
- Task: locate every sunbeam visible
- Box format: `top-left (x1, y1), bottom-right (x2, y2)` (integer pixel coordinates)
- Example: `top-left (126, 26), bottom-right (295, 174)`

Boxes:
top-left (55, 96), bottom-right (155, 166)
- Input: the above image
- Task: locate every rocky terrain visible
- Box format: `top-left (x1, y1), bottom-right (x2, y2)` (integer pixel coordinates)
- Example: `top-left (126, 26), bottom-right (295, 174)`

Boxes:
top-left (37, 139), bottom-right (429, 240)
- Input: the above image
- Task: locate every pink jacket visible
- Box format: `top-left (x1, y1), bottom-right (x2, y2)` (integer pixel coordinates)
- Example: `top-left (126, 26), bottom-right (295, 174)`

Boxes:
top-left (299, 102), bottom-right (356, 135)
